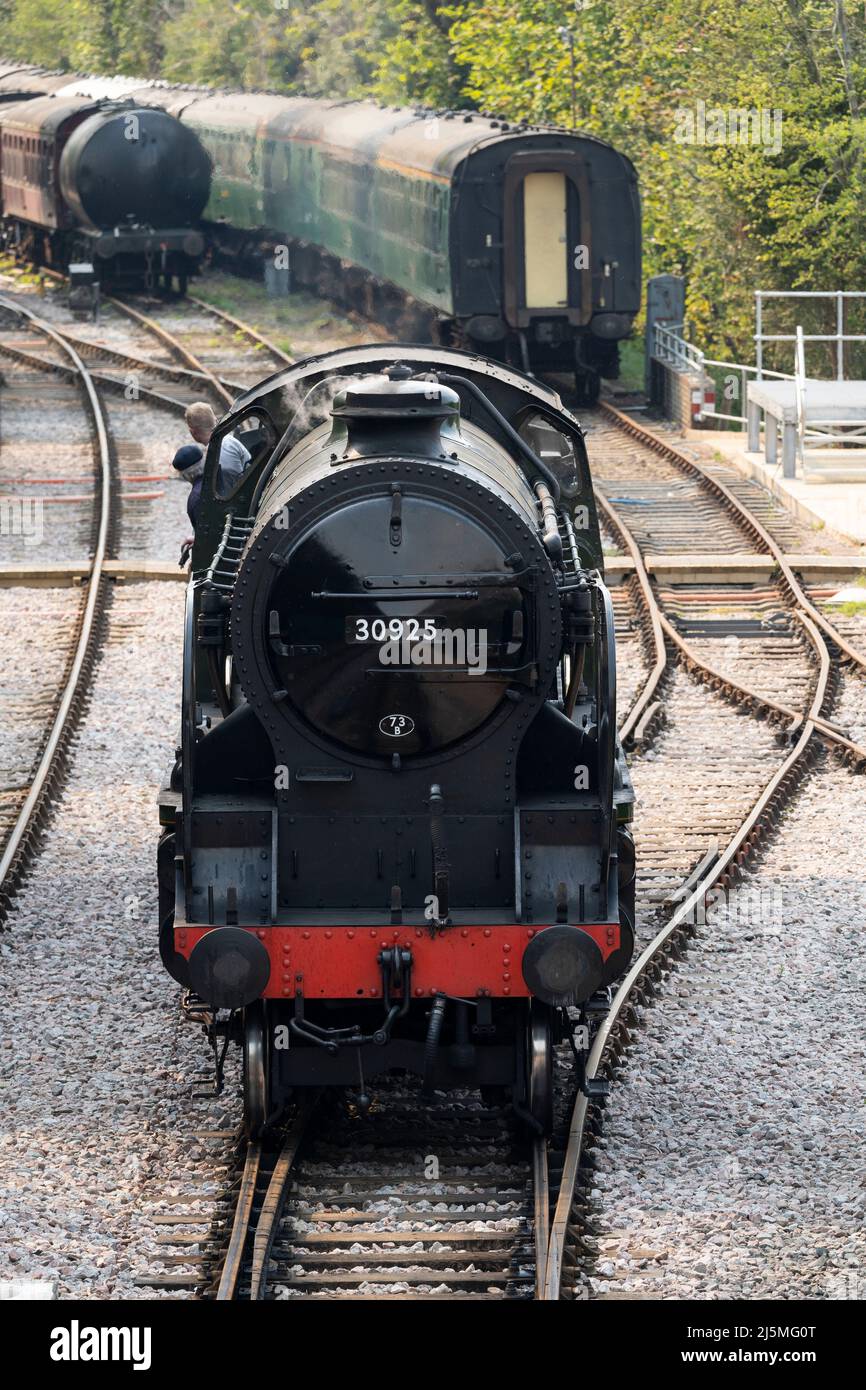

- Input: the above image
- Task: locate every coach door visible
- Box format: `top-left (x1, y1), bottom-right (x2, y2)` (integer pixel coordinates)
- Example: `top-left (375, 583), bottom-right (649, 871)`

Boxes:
top-left (523, 171), bottom-right (569, 308)
top-left (503, 152), bottom-right (591, 328)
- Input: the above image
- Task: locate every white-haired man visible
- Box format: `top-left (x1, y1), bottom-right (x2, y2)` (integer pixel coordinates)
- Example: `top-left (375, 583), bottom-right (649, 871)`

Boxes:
top-left (185, 401), bottom-right (251, 494)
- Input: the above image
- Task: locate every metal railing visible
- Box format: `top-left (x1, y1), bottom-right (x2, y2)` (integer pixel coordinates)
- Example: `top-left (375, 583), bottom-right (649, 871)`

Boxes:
top-left (794, 323), bottom-right (866, 468)
top-left (652, 321), bottom-right (792, 428)
top-left (652, 321), bottom-right (703, 373)
top-left (756, 290), bottom-right (866, 381)
top-left (652, 292), bottom-right (866, 463)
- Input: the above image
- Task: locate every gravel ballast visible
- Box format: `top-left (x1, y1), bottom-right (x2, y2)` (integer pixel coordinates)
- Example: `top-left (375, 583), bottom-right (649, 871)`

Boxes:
top-left (0, 583), bottom-right (238, 1298)
top-left (586, 757), bottom-right (866, 1301)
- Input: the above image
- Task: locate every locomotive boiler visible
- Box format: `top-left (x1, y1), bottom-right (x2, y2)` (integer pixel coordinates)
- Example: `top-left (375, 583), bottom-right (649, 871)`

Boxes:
top-left (158, 346), bottom-right (635, 1135)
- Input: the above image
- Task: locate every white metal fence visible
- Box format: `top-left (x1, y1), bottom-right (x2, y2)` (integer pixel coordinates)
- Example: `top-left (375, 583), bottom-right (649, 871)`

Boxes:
top-left (756, 290), bottom-right (866, 381)
top-left (652, 321), bottom-right (792, 428)
top-left (653, 291), bottom-right (866, 444)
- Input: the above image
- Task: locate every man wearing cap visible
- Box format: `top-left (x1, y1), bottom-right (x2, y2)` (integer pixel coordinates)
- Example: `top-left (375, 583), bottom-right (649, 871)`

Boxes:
top-left (174, 403), bottom-right (251, 565)
top-left (172, 443), bottom-right (206, 524)
top-left (171, 443), bottom-right (205, 567)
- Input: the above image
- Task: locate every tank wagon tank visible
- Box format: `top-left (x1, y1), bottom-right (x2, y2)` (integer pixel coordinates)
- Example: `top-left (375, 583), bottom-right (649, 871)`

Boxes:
top-left (0, 83), bottom-right (210, 290)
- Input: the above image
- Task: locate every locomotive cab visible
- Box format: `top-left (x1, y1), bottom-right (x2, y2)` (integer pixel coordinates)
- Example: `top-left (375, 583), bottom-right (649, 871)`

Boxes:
top-left (159, 346), bottom-right (635, 1136)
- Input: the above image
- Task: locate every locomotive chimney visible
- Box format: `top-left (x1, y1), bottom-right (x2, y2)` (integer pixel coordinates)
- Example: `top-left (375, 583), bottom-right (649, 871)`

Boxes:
top-left (328, 365), bottom-right (462, 461)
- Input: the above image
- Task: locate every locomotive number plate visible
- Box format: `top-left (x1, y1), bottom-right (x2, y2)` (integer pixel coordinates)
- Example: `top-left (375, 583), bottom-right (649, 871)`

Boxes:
top-left (346, 616), bottom-right (442, 644)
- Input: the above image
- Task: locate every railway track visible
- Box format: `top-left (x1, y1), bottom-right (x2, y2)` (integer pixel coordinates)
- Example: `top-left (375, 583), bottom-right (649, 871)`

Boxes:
top-left (594, 401), bottom-right (866, 673)
top-left (0, 295), bottom-right (117, 924)
top-left (207, 1089), bottom-right (547, 1301)
top-left (0, 272), bottom-right (294, 417)
top-left (534, 401), bottom-right (865, 1297)
top-left (5, 283), bottom-right (856, 1296)
top-left (98, 291), bottom-right (293, 406)
top-left (3, 290), bottom-right (861, 1289)
top-left (0, 277), bottom-right (300, 567)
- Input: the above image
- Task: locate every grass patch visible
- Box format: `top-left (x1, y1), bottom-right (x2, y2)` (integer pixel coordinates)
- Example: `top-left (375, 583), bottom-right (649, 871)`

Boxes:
top-left (616, 334), bottom-right (645, 393)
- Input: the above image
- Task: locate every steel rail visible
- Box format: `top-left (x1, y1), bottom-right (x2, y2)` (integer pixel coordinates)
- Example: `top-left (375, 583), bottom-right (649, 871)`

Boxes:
top-left (0, 295), bottom-right (113, 906)
top-left (595, 487), bottom-right (866, 768)
top-left (599, 400), bottom-right (866, 672)
top-left (660, 608), bottom-right (866, 766)
top-left (531, 1137), bottom-right (550, 1297)
top-left (188, 294), bottom-right (294, 367)
top-left (13, 266), bottom-right (244, 402)
top-left (215, 1098), bottom-right (315, 1302)
top-left (54, 325), bottom-right (221, 388)
top-left (597, 490), bottom-right (668, 745)
top-left (247, 1099), bottom-right (316, 1300)
top-left (215, 1141), bottom-right (262, 1301)
top-left (104, 294), bottom-right (235, 408)
top-left (0, 335), bottom-right (188, 415)
top-left (540, 618), bottom-right (829, 1299)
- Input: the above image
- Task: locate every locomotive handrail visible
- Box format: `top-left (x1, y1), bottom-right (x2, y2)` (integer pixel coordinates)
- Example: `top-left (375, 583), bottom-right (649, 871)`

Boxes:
top-left (595, 580), bottom-right (618, 879)
top-left (311, 587), bottom-right (480, 600)
top-left (437, 372), bottom-right (562, 502)
top-left (179, 580), bottom-right (197, 898)
top-left (533, 479), bottom-right (564, 563)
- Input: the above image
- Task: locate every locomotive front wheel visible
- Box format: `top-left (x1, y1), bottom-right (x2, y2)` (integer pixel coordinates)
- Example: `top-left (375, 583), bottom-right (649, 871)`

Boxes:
top-left (242, 1001), bottom-right (270, 1139)
top-left (526, 1001), bottom-right (554, 1135)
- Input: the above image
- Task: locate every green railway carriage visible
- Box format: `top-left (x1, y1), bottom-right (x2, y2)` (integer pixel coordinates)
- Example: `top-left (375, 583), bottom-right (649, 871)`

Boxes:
top-left (179, 95), bottom-right (454, 314)
top-left (0, 67), bottom-right (641, 396)
top-left (170, 93), bottom-right (288, 236)
top-left (178, 93), bottom-right (641, 398)
top-left (267, 102), bottom-right (454, 312)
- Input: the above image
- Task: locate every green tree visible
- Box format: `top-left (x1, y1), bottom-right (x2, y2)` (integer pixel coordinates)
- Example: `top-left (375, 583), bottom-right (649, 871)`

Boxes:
top-left (0, 0), bottom-right (77, 67)
top-left (2, 0), bottom-right (865, 366)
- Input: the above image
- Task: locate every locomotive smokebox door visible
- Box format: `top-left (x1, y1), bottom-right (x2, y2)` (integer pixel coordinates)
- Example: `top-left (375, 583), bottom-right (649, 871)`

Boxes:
top-left (68, 262), bottom-right (99, 321)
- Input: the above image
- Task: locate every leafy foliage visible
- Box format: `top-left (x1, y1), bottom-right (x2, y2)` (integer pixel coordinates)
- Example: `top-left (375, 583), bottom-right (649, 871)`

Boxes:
top-left (1, 0), bottom-right (864, 364)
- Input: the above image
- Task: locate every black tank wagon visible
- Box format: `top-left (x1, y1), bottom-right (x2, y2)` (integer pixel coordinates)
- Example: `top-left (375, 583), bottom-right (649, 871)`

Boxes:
top-left (0, 81), bottom-right (211, 290)
top-left (0, 67), bottom-right (641, 393)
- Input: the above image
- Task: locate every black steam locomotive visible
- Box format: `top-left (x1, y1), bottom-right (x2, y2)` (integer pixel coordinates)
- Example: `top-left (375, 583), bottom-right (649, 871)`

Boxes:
top-left (158, 345), bottom-right (635, 1135)
top-left (0, 86), bottom-right (210, 290)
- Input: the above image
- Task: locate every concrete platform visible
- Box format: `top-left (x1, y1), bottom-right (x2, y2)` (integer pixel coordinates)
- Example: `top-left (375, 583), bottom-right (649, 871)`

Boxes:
top-left (682, 426), bottom-right (866, 549)
top-left (746, 379), bottom-right (866, 480)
